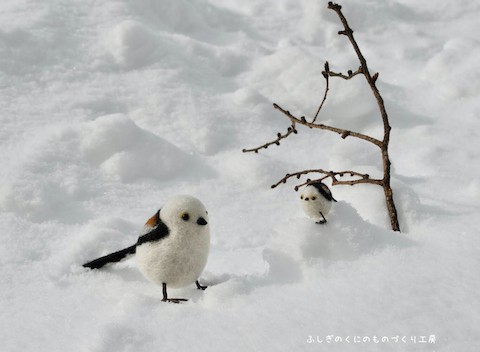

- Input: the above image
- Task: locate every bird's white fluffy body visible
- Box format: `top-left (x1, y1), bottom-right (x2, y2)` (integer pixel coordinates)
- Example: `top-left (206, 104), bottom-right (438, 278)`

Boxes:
top-left (300, 185), bottom-right (332, 221)
top-left (135, 195), bottom-right (210, 288)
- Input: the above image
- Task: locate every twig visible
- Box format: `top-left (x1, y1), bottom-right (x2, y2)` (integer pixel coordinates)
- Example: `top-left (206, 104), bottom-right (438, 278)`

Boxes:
top-left (270, 169), bottom-right (333, 189)
top-left (296, 175), bottom-right (382, 189)
top-left (273, 103), bottom-right (383, 147)
top-left (242, 124), bottom-right (297, 153)
top-left (270, 169), bottom-right (380, 190)
top-left (328, 66), bottom-right (363, 80)
top-left (312, 62), bottom-right (331, 123)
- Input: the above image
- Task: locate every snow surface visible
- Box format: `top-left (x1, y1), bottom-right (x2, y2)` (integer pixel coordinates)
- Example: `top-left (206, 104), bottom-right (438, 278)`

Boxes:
top-left (1, 0), bottom-right (480, 351)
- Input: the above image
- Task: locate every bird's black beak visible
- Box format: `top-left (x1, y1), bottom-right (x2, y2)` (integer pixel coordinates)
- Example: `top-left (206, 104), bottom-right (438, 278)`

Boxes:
top-left (197, 217), bottom-right (208, 226)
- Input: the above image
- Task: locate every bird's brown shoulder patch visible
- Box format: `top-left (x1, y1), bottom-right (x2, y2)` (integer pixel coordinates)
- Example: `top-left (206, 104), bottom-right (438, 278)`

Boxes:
top-left (144, 210), bottom-right (160, 229)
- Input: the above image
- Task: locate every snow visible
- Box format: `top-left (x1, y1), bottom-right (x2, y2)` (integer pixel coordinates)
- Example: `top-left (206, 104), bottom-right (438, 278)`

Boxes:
top-left (1, 0), bottom-right (479, 351)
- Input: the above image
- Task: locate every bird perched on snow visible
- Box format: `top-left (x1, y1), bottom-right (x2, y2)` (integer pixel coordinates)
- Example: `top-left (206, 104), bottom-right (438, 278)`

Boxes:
top-left (83, 195), bottom-right (210, 303)
top-left (300, 182), bottom-right (337, 224)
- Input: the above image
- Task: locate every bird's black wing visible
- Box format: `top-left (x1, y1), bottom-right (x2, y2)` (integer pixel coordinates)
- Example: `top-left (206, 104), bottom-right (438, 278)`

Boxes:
top-left (137, 210), bottom-right (170, 246)
top-left (83, 210), bottom-right (169, 270)
top-left (311, 182), bottom-right (337, 202)
top-left (83, 210), bottom-right (170, 269)
top-left (83, 244), bottom-right (136, 269)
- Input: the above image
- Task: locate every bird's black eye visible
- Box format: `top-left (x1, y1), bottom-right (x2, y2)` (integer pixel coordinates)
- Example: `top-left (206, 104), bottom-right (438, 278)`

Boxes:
top-left (181, 213), bottom-right (190, 221)
top-left (300, 196), bottom-right (304, 200)
top-left (312, 196), bottom-right (316, 200)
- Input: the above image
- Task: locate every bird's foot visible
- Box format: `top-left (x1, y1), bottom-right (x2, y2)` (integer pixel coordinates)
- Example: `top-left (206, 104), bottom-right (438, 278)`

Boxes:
top-left (162, 298), bottom-right (188, 304)
top-left (196, 280), bottom-right (208, 290)
top-left (316, 212), bottom-right (327, 224)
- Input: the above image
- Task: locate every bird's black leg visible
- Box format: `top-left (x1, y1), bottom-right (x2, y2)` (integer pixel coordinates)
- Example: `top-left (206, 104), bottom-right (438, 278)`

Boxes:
top-left (162, 282), bottom-right (168, 300)
top-left (316, 212), bottom-right (327, 224)
top-left (161, 282), bottom-right (188, 303)
top-left (196, 280), bottom-right (207, 290)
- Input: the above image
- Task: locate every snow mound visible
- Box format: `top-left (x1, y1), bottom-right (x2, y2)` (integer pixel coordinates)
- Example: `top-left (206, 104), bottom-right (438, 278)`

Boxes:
top-left (128, 0), bottom-right (245, 40)
top-left (214, 150), bottom-right (288, 188)
top-left (0, 29), bottom-right (48, 75)
top-left (0, 114), bottom-right (207, 223)
top-left (81, 114), bottom-right (202, 182)
top-left (423, 38), bottom-right (480, 99)
top-left (102, 0), bottom-right (252, 75)
top-left (264, 201), bottom-right (412, 281)
top-left (233, 87), bottom-right (269, 110)
top-left (107, 20), bottom-right (158, 68)
top-left (48, 216), bottom-right (139, 279)
top-left (242, 45), bottom-right (377, 133)
top-left (0, 126), bottom-right (94, 223)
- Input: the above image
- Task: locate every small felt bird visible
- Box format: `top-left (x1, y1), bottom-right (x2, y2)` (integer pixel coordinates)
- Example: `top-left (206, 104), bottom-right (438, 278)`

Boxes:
top-left (300, 182), bottom-right (337, 224)
top-left (83, 195), bottom-right (210, 303)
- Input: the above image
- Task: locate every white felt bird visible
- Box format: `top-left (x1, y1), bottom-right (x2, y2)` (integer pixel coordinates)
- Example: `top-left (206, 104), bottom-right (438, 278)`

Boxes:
top-left (300, 182), bottom-right (337, 224)
top-left (83, 195), bottom-right (210, 303)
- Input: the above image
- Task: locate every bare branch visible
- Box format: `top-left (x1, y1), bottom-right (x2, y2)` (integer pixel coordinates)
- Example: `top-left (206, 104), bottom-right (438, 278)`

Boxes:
top-left (270, 169), bottom-right (381, 190)
top-left (332, 178), bottom-right (382, 186)
top-left (328, 2), bottom-right (391, 140)
top-left (328, 1), bottom-right (400, 231)
top-left (244, 2), bottom-right (401, 231)
top-left (328, 66), bottom-right (363, 80)
top-left (312, 63), bottom-right (363, 124)
top-left (273, 103), bottom-right (383, 147)
top-left (270, 169), bottom-right (333, 189)
top-left (296, 176), bottom-right (382, 190)
top-left (312, 62), bottom-right (331, 123)
top-left (242, 124), bottom-right (297, 153)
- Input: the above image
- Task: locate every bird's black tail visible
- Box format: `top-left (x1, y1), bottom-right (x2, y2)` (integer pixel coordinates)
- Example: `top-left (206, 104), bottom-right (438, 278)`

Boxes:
top-left (83, 244), bottom-right (137, 269)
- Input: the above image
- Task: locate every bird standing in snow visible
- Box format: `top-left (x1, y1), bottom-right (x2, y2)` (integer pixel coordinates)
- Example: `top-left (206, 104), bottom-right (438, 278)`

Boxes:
top-left (83, 195), bottom-right (210, 303)
top-left (300, 182), bottom-right (337, 224)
